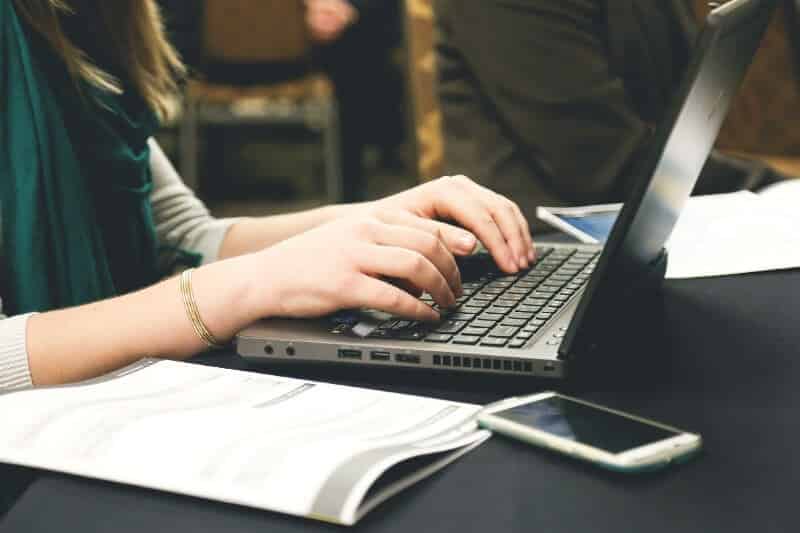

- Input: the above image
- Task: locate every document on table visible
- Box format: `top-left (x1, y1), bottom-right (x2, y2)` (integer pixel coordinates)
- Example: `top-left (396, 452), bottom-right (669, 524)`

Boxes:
top-left (0, 360), bottom-right (489, 526)
top-left (665, 190), bottom-right (800, 278)
top-left (537, 187), bottom-right (800, 279)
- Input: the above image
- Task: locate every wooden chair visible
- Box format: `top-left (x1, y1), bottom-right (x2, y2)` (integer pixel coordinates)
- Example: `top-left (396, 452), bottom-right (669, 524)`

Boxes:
top-left (404, 0), bottom-right (444, 181)
top-left (179, 0), bottom-right (343, 201)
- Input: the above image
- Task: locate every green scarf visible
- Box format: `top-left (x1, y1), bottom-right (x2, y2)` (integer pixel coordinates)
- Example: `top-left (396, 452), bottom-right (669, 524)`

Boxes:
top-left (0, 0), bottom-right (165, 315)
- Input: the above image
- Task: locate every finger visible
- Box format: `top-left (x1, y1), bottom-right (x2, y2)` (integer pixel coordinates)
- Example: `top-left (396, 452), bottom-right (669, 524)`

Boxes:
top-left (390, 279), bottom-right (424, 298)
top-left (510, 201), bottom-right (536, 262)
top-left (359, 244), bottom-right (456, 309)
top-left (456, 178), bottom-right (532, 269)
top-left (428, 184), bottom-right (519, 273)
top-left (367, 222), bottom-right (462, 297)
top-left (452, 177), bottom-right (531, 270)
top-left (374, 210), bottom-right (478, 256)
top-left (352, 275), bottom-right (439, 321)
top-left (487, 195), bottom-right (530, 270)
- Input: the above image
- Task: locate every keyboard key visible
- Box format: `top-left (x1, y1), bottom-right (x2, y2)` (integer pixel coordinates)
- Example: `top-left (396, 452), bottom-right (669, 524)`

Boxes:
top-left (445, 312), bottom-right (476, 321)
top-left (471, 319), bottom-right (495, 329)
top-left (479, 312), bottom-right (505, 321)
top-left (481, 288), bottom-right (505, 295)
top-left (393, 329), bottom-right (427, 340)
top-left (425, 333), bottom-right (453, 343)
top-left (481, 337), bottom-right (508, 347)
top-left (489, 325), bottom-right (519, 338)
top-left (525, 297), bottom-right (550, 305)
top-left (509, 312), bottom-right (535, 321)
top-left (434, 320), bottom-right (467, 333)
top-left (517, 331), bottom-right (533, 339)
top-left (509, 339), bottom-right (527, 348)
top-left (492, 300), bottom-right (516, 309)
top-left (506, 287), bottom-right (531, 296)
top-left (486, 307), bottom-right (512, 315)
top-left (463, 326), bottom-right (490, 336)
top-left (453, 335), bottom-right (481, 345)
top-left (501, 319), bottom-right (526, 327)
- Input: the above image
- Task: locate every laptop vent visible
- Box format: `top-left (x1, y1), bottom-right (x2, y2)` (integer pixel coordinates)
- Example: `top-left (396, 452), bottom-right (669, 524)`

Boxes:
top-left (432, 355), bottom-right (533, 373)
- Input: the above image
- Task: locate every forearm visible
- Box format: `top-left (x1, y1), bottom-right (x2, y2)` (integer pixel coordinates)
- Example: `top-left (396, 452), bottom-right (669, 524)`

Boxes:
top-left (218, 203), bottom-right (359, 259)
top-left (26, 255), bottom-right (261, 387)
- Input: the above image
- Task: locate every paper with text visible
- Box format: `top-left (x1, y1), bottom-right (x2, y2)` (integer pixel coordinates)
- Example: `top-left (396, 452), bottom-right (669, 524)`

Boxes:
top-left (0, 360), bottom-right (489, 525)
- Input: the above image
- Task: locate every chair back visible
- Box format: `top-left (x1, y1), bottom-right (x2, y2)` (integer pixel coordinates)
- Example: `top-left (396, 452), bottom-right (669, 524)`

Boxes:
top-left (203, 0), bottom-right (311, 64)
top-left (405, 0), bottom-right (444, 180)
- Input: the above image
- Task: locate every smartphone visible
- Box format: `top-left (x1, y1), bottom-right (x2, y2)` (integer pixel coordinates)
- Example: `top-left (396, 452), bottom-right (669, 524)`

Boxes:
top-left (477, 392), bottom-right (702, 472)
top-left (536, 204), bottom-right (621, 244)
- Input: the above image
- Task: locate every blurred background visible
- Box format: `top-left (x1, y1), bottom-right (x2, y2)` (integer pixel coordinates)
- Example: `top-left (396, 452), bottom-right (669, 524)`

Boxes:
top-left (154, 0), bottom-right (800, 222)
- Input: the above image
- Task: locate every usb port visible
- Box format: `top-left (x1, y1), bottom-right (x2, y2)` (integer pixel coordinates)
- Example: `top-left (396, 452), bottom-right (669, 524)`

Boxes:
top-left (396, 353), bottom-right (421, 364)
top-left (338, 349), bottom-right (362, 360)
top-left (370, 351), bottom-right (391, 361)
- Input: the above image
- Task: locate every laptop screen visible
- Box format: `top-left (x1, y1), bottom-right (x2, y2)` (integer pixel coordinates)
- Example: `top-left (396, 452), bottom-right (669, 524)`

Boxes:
top-left (562, 0), bottom-right (780, 358)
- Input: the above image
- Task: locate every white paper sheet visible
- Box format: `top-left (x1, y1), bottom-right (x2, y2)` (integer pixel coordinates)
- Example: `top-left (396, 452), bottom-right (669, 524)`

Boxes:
top-left (665, 190), bottom-right (800, 278)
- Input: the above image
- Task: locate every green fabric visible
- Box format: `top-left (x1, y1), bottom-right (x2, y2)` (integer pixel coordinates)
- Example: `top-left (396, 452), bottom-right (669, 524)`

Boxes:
top-left (0, 0), bottom-right (167, 315)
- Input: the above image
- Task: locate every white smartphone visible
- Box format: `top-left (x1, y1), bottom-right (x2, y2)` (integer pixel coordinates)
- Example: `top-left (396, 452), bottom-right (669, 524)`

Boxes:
top-left (477, 392), bottom-right (702, 473)
top-left (536, 204), bottom-right (621, 244)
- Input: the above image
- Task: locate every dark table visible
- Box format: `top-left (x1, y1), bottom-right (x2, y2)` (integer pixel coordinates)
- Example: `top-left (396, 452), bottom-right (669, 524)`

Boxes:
top-left (2, 271), bottom-right (797, 532)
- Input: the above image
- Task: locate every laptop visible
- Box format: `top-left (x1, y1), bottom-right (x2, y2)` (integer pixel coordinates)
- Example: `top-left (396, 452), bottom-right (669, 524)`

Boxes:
top-left (238, 0), bottom-right (779, 377)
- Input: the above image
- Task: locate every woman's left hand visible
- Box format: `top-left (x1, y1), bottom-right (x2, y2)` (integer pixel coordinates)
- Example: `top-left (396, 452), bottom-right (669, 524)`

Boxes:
top-left (363, 175), bottom-right (535, 273)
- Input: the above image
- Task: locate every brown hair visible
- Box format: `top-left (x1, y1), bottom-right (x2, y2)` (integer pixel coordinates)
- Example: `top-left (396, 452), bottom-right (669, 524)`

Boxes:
top-left (13, 0), bottom-right (185, 120)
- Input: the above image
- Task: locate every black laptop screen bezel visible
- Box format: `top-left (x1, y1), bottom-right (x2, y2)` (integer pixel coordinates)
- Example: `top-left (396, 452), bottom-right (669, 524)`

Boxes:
top-left (559, 0), bottom-right (780, 360)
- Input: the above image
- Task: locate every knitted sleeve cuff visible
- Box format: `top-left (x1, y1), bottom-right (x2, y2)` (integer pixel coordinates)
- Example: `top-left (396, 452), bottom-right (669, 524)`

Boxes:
top-left (0, 313), bottom-right (36, 393)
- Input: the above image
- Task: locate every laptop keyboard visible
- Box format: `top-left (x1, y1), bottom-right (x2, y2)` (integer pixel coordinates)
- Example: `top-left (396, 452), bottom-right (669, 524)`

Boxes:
top-left (364, 246), bottom-right (599, 349)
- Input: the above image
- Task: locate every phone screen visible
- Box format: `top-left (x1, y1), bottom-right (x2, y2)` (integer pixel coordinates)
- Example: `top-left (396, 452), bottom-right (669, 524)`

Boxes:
top-left (493, 396), bottom-right (679, 453)
top-left (556, 212), bottom-right (618, 243)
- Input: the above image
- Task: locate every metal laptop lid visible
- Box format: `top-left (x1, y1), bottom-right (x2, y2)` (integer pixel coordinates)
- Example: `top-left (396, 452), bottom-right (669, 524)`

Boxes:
top-left (562, 0), bottom-right (780, 358)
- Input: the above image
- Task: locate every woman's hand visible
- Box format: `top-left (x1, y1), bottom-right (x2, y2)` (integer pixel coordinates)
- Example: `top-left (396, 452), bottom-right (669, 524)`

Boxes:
top-left (363, 175), bottom-right (535, 273)
top-left (244, 213), bottom-right (464, 322)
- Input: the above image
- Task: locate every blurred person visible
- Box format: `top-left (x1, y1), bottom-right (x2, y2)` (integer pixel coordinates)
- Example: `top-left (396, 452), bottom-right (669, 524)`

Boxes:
top-left (0, 0), bottom-right (533, 391)
top-left (308, 0), bottom-right (405, 201)
top-left (434, 0), bottom-right (790, 226)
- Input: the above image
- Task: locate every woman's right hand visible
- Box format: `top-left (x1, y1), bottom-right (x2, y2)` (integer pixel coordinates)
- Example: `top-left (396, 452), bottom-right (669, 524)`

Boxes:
top-left (242, 213), bottom-right (471, 323)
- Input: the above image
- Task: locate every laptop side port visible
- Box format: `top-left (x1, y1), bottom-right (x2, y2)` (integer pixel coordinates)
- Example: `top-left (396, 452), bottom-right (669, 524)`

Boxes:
top-left (370, 351), bottom-right (391, 361)
top-left (395, 353), bottom-right (421, 364)
top-left (338, 349), bottom-right (362, 360)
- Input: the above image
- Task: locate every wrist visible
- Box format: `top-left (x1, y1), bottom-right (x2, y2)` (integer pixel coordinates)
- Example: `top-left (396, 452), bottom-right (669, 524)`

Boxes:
top-left (189, 256), bottom-right (265, 339)
top-left (324, 201), bottom-right (374, 222)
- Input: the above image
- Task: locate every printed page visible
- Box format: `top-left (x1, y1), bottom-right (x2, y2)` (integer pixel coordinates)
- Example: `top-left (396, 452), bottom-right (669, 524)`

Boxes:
top-left (0, 360), bottom-right (486, 525)
top-left (666, 191), bottom-right (800, 278)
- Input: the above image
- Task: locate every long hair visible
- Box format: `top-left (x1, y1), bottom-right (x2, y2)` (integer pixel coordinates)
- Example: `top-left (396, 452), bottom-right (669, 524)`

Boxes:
top-left (13, 0), bottom-right (185, 120)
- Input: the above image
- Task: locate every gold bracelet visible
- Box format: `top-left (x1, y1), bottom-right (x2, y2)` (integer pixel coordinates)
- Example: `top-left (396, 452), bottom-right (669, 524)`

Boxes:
top-left (180, 268), bottom-right (225, 349)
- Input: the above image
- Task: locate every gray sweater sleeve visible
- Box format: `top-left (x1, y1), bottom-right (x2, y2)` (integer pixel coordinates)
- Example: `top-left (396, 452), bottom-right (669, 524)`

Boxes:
top-left (0, 140), bottom-right (241, 392)
top-left (148, 139), bottom-right (241, 269)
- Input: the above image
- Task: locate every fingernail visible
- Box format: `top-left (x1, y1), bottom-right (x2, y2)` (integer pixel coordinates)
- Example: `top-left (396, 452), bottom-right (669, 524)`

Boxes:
top-left (508, 254), bottom-right (520, 272)
top-left (519, 256), bottom-right (529, 270)
top-left (458, 232), bottom-right (477, 253)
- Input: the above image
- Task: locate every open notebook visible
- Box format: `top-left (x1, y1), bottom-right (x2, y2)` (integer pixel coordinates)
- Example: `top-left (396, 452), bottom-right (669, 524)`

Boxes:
top-left (0, 360), bottom-right (489, 526)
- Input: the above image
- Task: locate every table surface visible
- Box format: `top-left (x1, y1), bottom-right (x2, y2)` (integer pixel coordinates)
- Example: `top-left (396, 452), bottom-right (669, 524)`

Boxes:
top-left (2, 271), bottom-right (797, 533)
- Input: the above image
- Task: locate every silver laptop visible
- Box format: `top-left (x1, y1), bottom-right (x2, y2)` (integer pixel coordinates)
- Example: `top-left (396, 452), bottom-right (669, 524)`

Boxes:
top-left (238, 0), bottom-right (778, 377)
